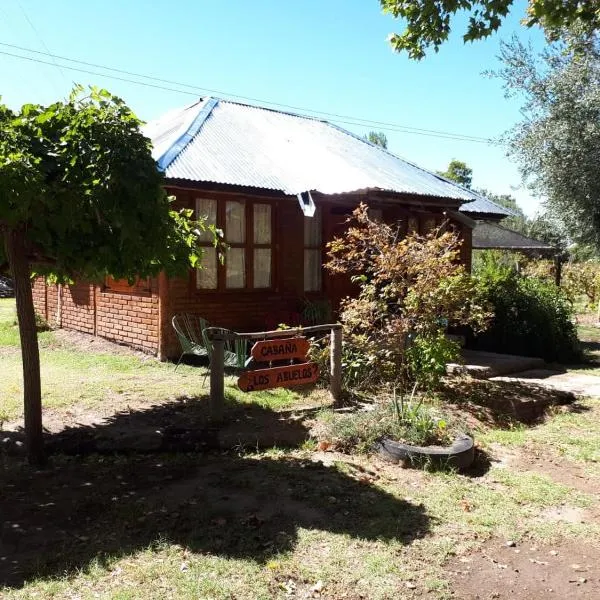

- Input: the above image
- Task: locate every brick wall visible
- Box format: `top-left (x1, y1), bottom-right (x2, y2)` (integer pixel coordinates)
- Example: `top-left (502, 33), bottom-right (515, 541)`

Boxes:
top-left (96, 284), bottom-right (159, 353)
top-left (32, 279), bottom-right (160, 355)
top-left (30, 187), bottom-right (474, 361)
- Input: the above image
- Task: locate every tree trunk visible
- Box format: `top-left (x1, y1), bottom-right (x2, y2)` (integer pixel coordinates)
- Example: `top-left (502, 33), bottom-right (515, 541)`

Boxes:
top-left (4, 228), bottom-right (45, 465)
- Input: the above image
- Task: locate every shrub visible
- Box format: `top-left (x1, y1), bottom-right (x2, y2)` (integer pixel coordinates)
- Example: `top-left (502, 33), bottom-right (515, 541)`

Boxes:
top-left (315, 394), bottom-right (453, 454)
top-left (325, 203), bottom-right (490, 391)
top-left (562, 262), bottom-right (600, 309)
top-left (474, 266), bottom-right (581, 363)
top-left (35, 312), bottom-right (50, 332)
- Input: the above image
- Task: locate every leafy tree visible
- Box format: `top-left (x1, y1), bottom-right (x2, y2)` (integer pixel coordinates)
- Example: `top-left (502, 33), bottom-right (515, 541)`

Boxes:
top-left (497, 29), bottom-right (600, 250)
top-left (380, 0), bottom-right (600, 59)
top-left (363, 131), bottom-right (388, 148)
top-left (438, 159), bottom-right (473, 188)
top-left (0, 87), bottom-right (208, 464)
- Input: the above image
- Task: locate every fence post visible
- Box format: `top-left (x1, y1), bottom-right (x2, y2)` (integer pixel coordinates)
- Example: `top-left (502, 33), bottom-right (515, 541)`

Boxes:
top-left (210, 335), bottom-right (225, 421)
top-left (330, 326), bottom-right (342, 405)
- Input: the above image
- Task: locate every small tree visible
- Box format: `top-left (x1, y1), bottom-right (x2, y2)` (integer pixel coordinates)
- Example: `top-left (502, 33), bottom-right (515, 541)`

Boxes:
top-left (363, 131), bottom-right (388, 149)
top-left (326, 204), bottom-right (490, 391)
top-left (0, 87), bottom-right (210, 464)
top-left (438, 160), bottom-right (472, 189)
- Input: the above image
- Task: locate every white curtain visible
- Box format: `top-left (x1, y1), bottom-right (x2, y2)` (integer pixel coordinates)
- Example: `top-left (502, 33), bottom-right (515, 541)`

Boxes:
top-left (226, 201), bottom-right (245, 243)
top-left (254, 249), bottom-right (271, 288)
top-left (226, 248), bottom-right (245, 288)
top-left (196, 247), bottom-right (217, 289)
top-left (303, 207), bottom-right (322, 245)
top-left (196, 198), bottom-right (217, 243)
top-left (254, 204), bottom-right (271, 244)
top-left (304, 249), bottom-right (321, 292)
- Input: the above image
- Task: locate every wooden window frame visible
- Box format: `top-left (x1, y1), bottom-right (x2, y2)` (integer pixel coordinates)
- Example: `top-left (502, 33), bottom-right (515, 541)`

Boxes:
top-left (303, 206), bottom-right (323, 294)
top-left (195, 197), bottom-right (276, 293)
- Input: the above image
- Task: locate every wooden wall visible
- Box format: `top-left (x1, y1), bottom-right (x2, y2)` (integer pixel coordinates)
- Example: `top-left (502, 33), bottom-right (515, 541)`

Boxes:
top-left (32, 185), bottom-right (474, 360)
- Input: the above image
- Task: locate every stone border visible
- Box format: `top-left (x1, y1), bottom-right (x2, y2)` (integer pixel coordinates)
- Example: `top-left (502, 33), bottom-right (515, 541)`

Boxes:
top-left (375, 434), bottom-right (475, 471)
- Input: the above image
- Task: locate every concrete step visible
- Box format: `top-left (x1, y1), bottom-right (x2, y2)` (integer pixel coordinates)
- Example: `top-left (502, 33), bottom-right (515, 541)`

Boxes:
top-left (447, 350), bottom-right (546, 379)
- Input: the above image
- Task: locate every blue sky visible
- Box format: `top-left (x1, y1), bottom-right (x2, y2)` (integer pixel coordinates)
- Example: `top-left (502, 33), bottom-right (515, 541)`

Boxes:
top-left (0, 0), bottom-right (546, 215)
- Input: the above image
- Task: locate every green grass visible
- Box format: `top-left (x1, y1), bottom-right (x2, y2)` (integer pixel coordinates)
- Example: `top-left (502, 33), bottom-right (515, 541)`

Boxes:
top-left (480, 398), bottom-right (600, 468)
top-left (0, 298), bottom-right (314, 423)
top-left (2, 298), bottom-right (600, 599)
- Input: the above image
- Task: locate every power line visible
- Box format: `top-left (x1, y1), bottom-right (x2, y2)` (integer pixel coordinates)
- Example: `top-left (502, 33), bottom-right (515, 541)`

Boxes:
top-left (0, 42), bottom-right (493, 144)
top-left (0, 40), bottom-right (490, 143)
top-left (16, 1), bottom-right (67, 86)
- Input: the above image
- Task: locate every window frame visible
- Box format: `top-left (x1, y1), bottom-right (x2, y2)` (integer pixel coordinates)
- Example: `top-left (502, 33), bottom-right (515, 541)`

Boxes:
top-left (303, 206), bottom-right (323, 294)
top-left (194, 196), bottom-right (276, 294)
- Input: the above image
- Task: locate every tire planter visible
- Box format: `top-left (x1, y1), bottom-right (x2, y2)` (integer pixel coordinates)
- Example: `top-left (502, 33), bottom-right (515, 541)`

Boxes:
top-left (375, 434), bottom-right (474, 471)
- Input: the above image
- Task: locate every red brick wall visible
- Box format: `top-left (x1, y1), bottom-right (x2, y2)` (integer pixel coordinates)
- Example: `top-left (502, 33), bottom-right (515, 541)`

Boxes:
top-left (32, 278), bottom-right (160, 354)
top-left (96, 284), bottom-right (159, 353)
top-left (61, 284), bottom-right (95, 335)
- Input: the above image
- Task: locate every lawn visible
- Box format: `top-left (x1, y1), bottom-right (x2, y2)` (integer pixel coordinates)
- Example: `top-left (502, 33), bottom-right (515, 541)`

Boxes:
top-left (0, 298), bottom-right (307, 427)
top-left (1, 298), bottom-right (600, 599)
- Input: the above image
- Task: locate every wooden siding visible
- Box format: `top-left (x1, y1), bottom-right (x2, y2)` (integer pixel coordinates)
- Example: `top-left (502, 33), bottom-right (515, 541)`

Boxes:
top-left (32, 185), bottom-right (474, 360)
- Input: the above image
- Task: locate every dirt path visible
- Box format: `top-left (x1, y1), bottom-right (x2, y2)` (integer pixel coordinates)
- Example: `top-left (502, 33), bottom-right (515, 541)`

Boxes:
top-left (448, 371), bottom-right (600, 599)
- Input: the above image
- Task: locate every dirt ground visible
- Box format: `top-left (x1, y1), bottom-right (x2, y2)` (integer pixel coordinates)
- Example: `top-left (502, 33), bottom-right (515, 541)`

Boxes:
top-left (447, 432), bottom-right (600, 599)
top-left (3, 325), bottom-right (600, 598)
top-left (449, 538), bottom-right (600, 599)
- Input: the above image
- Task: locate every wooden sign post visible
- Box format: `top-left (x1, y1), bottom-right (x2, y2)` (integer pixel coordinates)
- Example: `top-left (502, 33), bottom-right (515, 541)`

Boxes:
top-left (239, 335), bottom-right (318, 392)
top-left (206, 325), bottom-right (343, 421)
top-left (250, 337), bottom-right (310, 362)
top-left (238, 362), bottom-right (319, 392)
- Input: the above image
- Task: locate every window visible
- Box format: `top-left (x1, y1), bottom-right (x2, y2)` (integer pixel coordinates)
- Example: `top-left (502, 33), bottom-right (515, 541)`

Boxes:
top-left (421, 217), bottom-right (437, 234)
top-left (253, 203), bottom-right (272, 288)
top-left (195, 198), bottom-right (273, 291)
top-left (407, 215), bottom-right (419, 234)
top-left (304, 207), bottom-right (322, 292)
top-left (225, 201), bottom-right (245, 288)
top-left (196, 198), bottom-right (218, 290)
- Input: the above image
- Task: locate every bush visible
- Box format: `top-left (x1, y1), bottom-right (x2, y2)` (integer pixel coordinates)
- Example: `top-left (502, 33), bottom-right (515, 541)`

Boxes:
top-left (562, 262), bottom-right (600, 309)
top-left (325, 203), bottom-right (490, 391)
top-left (315, 396), bottom-right (452, 454)
top-left (474, 266), bottom-right (581, 363)
top-left (35, 311), bottom-right (50, 332)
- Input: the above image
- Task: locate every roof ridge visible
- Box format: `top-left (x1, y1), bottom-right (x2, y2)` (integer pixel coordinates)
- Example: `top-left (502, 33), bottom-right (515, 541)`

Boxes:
top-left (157, 97), bottom-right (219, 171)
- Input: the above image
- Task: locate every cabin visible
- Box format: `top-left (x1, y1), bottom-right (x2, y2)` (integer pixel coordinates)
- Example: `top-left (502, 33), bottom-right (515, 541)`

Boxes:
top-left (32, 97), bottom-right (505, 360)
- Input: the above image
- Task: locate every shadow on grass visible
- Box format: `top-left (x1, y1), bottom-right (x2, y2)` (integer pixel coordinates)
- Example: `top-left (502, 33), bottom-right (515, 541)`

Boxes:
top-left (441, 377), bottom-right (578, 427)
top-left (0, 452), bottom-right (430, 588)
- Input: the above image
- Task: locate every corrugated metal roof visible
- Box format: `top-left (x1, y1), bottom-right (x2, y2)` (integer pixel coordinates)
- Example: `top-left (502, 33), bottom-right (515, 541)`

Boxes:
top-left (472, 222), bottom-right (554, 251)
top-left (460, 194), bottom-right (516, 217)
top-left (143, 97), bottom-right (485, 202)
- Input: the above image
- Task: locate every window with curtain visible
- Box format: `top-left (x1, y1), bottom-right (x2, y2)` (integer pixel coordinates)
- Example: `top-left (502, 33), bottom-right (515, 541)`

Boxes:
top-left (304, 207), bottom-right (322, 292)
top-left (195, 198), bottom-right (273, 291)
top-left (196, 198), bottom-right (218, 290)
top-left (407, 215), bottom-right (419, 234)
top-left (252, 203), bottom-right (272, 288)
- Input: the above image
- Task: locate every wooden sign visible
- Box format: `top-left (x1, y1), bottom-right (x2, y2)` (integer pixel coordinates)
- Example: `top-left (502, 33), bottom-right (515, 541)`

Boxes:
top-left (251, 337), bottom-right (310, 362)
top-left (238, 362), bottom-right (320, 392)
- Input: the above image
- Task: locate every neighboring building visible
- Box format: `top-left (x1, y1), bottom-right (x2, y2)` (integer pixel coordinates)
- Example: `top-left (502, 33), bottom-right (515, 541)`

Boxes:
top-left (32, 97), bottom-right (496, 359)
top-left (459, 191), bottom-right (555, 254)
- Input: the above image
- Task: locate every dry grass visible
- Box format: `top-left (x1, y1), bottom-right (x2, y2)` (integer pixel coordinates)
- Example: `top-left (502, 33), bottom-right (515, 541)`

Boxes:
top-left (1, 299), bottom-right (600, 599)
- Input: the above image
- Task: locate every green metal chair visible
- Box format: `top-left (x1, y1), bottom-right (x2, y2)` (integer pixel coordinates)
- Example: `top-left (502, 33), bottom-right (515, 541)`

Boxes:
top-left (172, 314), bottom-right (248, 371)
top-left (172, 314), bottom-right (210, 370)
top-left (202, 326), bottom-right (249, 368)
